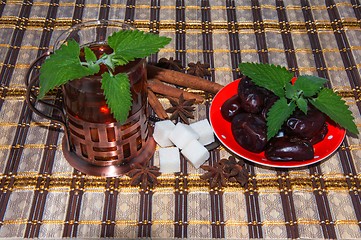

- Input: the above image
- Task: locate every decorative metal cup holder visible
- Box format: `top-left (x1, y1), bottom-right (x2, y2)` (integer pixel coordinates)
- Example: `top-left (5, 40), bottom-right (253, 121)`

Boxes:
top-left (25, 52), bottom-right (156, 177)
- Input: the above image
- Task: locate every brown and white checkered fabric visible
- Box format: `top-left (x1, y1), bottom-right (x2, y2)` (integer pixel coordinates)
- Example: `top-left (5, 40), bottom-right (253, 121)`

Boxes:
top-left (0, 0), bottom-right (360, 239)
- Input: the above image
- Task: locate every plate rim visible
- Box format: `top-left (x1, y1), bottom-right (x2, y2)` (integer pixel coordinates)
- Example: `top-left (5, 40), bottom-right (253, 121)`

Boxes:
top-left (209, 79), bottom-right (346, 168)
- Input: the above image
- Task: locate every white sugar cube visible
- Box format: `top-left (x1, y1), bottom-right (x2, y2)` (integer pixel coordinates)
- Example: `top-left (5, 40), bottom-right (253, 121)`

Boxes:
top-left (190, 119), bottom-right (215, 146)
top-left (169, 122), bottom-right (199, 149)
top-left (181, 139), bottom-right (210, 169)
top-left (153, 120), bottom-right (176, 147)
top-left (159, 147), bottom-right (180, 173)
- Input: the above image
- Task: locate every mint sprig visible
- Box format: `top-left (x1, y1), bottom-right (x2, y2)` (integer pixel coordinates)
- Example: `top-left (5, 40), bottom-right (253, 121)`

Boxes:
top-left (239, 62), bottom-right (359, 139)
top-left (39, 40), bottom-right (100, 99)
top-left (38, 30), bottom-right (171, 124)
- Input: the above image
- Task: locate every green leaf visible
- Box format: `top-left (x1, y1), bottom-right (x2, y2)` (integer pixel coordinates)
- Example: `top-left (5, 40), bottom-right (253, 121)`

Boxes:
top-left (294, 75), bottom-right (328, 97)
top-left (285, 82), bottom-right (296, 100)
top-left (296, 97), bottom-right (308, 114)
top-left (238, 62), bottom-right (293, 97)
top-left (38, 40), bottom-right (99, 98)
top-left (84, 46), bottom-right (100, 73)
top-left (310, 88), bottom-right (359, 135)
top-left (84, 46), bottom-right (97, 62)
top-left (101, 72), bottom-right (132, 124)
top-left (108, 30), bottom-right (171, 66)
top-left (266, 98), bottom-right (296, 140)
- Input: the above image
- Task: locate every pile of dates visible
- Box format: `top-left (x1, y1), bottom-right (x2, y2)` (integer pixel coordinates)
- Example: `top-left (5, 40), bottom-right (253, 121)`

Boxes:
top-left (221, 77), bottom-right (328, 161)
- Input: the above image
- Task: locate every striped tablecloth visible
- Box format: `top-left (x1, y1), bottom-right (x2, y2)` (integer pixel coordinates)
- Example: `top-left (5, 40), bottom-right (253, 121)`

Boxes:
top-left (0, 0), bottom-right (360, 239)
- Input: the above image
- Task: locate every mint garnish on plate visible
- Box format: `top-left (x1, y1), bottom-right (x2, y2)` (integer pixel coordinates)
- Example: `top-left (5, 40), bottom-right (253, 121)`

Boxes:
top-left (38, 30), bottom-right (171, 124)
top-left (239, 62), bottom-right (359, 140)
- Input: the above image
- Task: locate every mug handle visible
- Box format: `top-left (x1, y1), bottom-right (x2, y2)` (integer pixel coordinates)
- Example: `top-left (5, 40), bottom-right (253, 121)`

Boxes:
top-left (25, 51), bottom-right (71, 149)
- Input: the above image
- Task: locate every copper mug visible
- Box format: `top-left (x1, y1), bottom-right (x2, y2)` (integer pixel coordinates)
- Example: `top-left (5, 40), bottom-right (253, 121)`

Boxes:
top-left (25, 20), bottom-right (156, 177)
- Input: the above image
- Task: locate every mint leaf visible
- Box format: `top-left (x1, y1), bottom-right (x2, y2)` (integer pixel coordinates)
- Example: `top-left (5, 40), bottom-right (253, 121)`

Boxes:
top-left (84, 46), bottom-right (97, 62)
top-left (294, 75), bottom-right (327, 97)
top-left (84, 46), bottom-right (100, 73)
top-left (296, 97), bottom-right (308, 114)
top-left (267, 98), bottom-right (296, 140)
top-left (38, 40), bottom-right (99, 98)
top-left (285, 82), bottom-right (296, 100)
top-left (108, 30), bottom-right (171, 66)
top-left (310, 88), bottom-right (359, 135)
top-left (239, 62), bottom-right (293, 97)
top-left (101, 72), bottom-right (132, 124)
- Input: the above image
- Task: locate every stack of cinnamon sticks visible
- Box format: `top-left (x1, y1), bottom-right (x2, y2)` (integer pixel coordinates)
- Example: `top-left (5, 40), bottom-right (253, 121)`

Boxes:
top-left (147, 65), bottom-right (224, 119)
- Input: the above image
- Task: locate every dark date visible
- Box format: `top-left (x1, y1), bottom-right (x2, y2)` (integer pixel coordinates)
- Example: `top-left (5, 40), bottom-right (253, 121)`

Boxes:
top-left (265, 137), bottom-right (314, 161)
top-left (308, 123), bottom-right (328, 145)
top-left (231, 113), bottom-right (267, 153)
top-left (261, 95), bottom-right (278, 120)
top-left (286, 108), bottom-right (326, 139)
top-left (237, 76), bottom-right (266, 113)
top-left (221, 94), bottom-right (242, 122)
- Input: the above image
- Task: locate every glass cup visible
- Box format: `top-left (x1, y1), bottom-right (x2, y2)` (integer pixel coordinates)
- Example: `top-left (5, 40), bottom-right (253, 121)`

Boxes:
top-left (53, 20), bottom-right (155, 175)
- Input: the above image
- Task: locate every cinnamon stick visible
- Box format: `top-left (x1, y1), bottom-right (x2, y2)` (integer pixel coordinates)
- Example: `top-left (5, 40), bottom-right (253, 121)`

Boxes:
top-left (147, 64), bottom-right (223, 94)
top-left (148, 79), bottom-right (205, 103)
top-left (147, 89), bottom-right (169, 120)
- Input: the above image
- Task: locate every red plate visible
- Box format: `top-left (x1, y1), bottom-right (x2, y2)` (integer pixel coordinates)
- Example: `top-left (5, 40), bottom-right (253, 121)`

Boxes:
top-left (209, 79), bottom-right (346, 168)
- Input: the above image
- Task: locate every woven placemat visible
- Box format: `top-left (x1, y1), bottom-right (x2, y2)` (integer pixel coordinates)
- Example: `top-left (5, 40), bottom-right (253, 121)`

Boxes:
top-left (0, 0), bottom-right (360, 239)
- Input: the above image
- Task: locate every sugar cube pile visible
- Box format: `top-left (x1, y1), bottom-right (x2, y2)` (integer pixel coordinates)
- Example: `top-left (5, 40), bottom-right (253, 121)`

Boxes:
top-left (153, 119), bottom-right (215, 173)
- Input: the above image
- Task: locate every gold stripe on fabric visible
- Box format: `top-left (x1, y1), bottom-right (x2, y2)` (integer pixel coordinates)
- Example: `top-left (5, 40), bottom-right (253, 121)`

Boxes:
top-left (0, 122), bottom-right (51, 127)
top-left (4, 0), bottom-right (23, 4)
top-left (0, 145), bottom-right (12, 150)
top-left (152, 220), bottom-right (174, 225)
top-left (223, 187), bottom-right (245, 193)
top-left (224, 220), bottom-right (249, 226)
top-left (334, 220), bottom-right (359, 225)
top-left (0, 2), bottom-right (332, 11)
top-left (42, 220), bottom-right (66, 225)
top-left (335, 2), bottom-right (353, 7)
top-left (30, 2), bottom-right (79, 7)
top-left (188, 220), bottom-right (211, 225)
top-left (115, 220), bottom-right (138, 226)
top-left (227, 218), bottom-right (360, 226)
top-left (0, 88), bottom-right (27, 98)
top-left (78, 220), bottom-right (102, 225)
top-left (152, 187), bottom-right (175, 193)
top-left (105, 4), bottom-right (126, 8)
top-left (263, 220), bottom-right (289, 226)
top-left (2, 219), bottom-right (28, 225)
top-left (0, 18), bottom-right (361, 30)
top-left (297, 219), bottom-right (323, 225)
top-left (0, 144), bottom-right (58, 150)
top-left (348, 145), bottom-right (361, 150)
top-left (4, 219), bottom-right (358, 226)
top-left (3, 172), bottom-right (360, 192)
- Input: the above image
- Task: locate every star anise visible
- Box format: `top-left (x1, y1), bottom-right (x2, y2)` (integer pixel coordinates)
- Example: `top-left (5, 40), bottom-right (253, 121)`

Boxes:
top-left (165, 93), bottom-right (195, 124)
top-left (200, 156), bottom-right (249, 189)
top-left (126, 162), bottom-right (161, 190)
top-left (187, 61), bottom-right (211, 77)
top-left (221, 156), bottom-right (248, 187)
top-left (200, 161), bottom-right (227, 189)
top-left (155, 57), bottom-right (183, 72)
